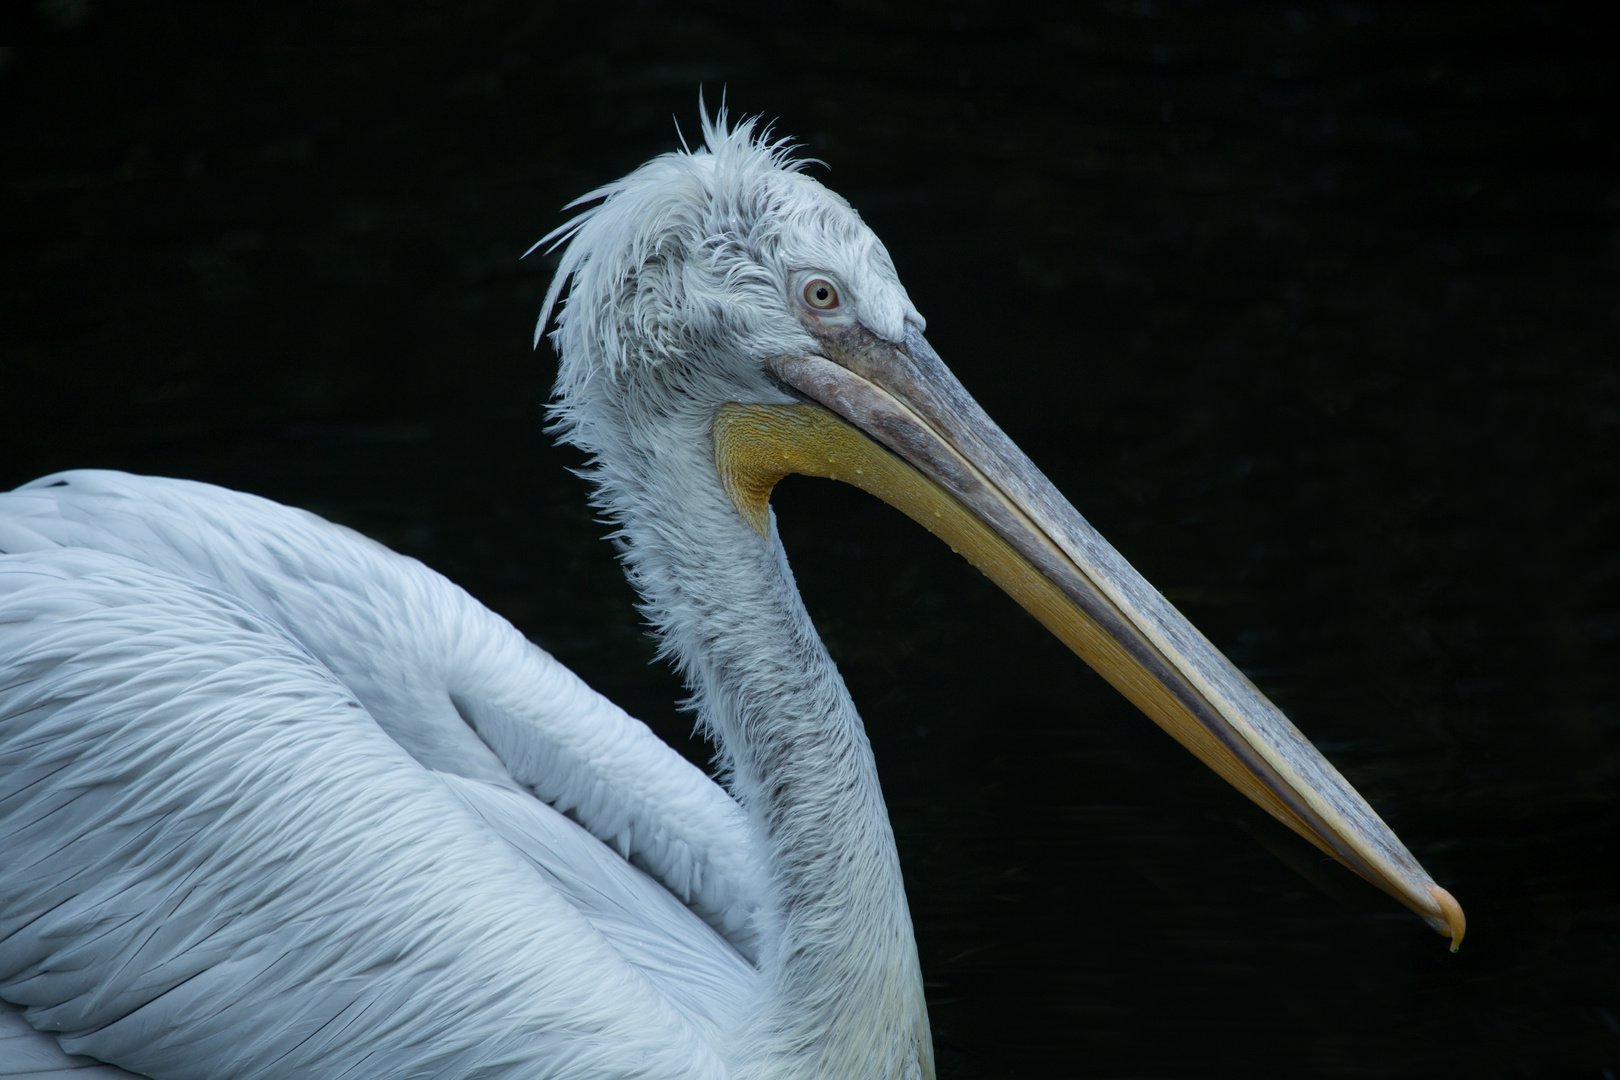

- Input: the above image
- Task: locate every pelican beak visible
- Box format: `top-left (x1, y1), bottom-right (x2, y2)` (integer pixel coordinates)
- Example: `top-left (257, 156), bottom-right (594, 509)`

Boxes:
top-left (713, 323), bottom-right (1464, 951)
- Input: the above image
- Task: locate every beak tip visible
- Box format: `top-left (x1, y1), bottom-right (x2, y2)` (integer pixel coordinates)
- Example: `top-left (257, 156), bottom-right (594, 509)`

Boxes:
top-left (1427, 884), bottom-right (1466, 952)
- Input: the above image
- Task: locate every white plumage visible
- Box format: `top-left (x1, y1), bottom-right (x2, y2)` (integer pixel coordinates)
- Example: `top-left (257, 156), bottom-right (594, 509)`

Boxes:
top-left (0, 474), bottom-right (755, 1079)
top-left (0, 107), bottom-right (1461, 1079)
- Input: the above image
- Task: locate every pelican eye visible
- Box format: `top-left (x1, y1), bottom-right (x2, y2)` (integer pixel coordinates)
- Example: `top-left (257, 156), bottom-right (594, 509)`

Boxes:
top-left (802, 278), bottom-right (839, 311)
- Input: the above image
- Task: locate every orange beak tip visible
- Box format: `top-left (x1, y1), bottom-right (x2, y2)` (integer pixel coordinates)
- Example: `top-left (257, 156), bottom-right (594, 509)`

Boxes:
top-left (1429, 884), bottom-right (1466, 952)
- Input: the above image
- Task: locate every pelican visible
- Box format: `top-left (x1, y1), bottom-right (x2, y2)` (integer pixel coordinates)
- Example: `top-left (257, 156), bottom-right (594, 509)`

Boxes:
top-left (0, 109), bottom-right (1463, 1080)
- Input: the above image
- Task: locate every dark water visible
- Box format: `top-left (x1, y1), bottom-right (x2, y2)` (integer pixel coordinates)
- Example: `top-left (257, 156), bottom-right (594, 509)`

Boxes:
top-left (3, 3), bottom-right (1617, 1076)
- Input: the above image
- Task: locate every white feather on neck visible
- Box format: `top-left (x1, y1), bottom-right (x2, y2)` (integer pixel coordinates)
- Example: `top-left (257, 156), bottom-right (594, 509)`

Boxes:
top-left (538, 107), bottom-right (933, 1079)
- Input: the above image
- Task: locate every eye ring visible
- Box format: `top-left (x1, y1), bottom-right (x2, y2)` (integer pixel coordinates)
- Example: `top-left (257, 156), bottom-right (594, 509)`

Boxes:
top-left (801, 278), bottom-right (840, 311)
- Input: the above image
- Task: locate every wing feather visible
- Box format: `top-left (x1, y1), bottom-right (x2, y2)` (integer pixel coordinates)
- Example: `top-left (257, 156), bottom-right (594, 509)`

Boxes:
top-left (435, 773), bottom-right (754, 1036)
top-left (3, 471), bottom-right (761, 956)
top-left (1, 998), bottom-right (145, 1078)
top-left (0, 551), bottom-right (727, 1079)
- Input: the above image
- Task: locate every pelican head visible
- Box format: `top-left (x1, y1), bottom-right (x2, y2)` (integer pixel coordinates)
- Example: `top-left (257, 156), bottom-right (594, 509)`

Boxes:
top-left (537, 107), bottom-right (1461, 1078)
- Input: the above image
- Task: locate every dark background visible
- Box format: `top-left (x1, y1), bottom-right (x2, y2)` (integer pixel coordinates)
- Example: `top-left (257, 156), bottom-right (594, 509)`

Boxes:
top-left (2, 2), bottom-right (1617, 1076)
